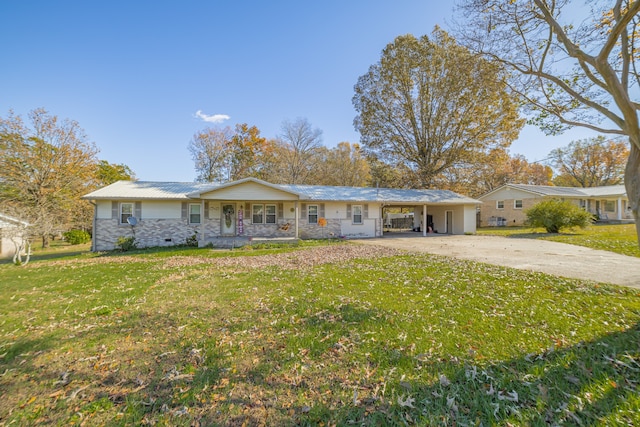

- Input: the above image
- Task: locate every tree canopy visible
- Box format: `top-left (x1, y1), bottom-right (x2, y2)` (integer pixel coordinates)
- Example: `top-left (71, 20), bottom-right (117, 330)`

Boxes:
top-left (352, 28), bottom-right (524, 188)
top-left (550, 137), bottom-right (629, 187)
top-left (456, 0), bottom-right (640, 242)
top-left (0, 109), bottom-right (98, 247)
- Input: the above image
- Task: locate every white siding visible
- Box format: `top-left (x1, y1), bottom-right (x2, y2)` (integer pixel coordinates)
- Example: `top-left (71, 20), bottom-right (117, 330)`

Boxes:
top-left (142, 201), bottom-right (182, 219)
top-left (283, 202), bottom-right (296, 220)
top-left (96, 201), bottom-right (112, 219)
top-left (481, 188), bottom-right (538, 201)
top-left (341, 219), bottom-right (376, 237)
top-left (464, 205), bottom-right (477, 234)
top-left (201, 182), bottom-right (298, 201)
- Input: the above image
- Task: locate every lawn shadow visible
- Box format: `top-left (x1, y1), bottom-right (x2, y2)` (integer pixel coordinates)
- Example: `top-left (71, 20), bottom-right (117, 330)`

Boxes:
top-left (303, 321), bottom-right (640, 425)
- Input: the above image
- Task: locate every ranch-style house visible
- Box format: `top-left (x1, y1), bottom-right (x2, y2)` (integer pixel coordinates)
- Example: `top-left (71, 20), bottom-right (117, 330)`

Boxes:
top-left (82, 178), bottom-right (480, 251)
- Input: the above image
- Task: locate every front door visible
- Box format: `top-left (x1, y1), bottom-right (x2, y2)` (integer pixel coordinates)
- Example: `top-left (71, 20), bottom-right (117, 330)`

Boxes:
top-left (221, 203), bottom-right (236, 236)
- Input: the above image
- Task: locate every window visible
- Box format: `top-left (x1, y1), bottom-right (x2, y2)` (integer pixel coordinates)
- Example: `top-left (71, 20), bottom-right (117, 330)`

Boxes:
top-left (514, 200), bottom-right (523, 209)
top-left (308, 205), bottom-right (318, 224)
top-left (604, 200), bottom-right (616, 212)
top-left (120, 203), bottom-right (133, 224)
top-left (252, 204), bottom-right (277, 224)
top-left (189, 203), bottom-right (201, 224)
top-left (265, 204), bottom-right (276, 224)
top-left (352, 205), bottom-right (363, 224)
top-left (252, 204), bottom-right (264, 223)
top-left (496, 200), bottom-right (504, 209)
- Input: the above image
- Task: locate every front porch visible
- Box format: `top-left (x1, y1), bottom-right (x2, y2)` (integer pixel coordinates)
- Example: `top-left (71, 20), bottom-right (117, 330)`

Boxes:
top-left (204, 235), bottom-right (299, 249)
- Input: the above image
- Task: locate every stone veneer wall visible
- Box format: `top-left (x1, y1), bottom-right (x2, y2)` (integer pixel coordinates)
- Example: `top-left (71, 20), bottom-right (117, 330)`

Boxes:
top-left (297, 219), bottom-right (341, 239)
top-left (94, 218), bottom-right (203, 251)
top-left (95, 215), bottom-right (378, 251)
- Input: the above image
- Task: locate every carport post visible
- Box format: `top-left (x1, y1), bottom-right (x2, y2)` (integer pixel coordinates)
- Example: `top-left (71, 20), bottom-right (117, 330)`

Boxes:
top-left (423, 205), bottom-right (427, 237)
top-left (617, 197), bottom-right (622, 220)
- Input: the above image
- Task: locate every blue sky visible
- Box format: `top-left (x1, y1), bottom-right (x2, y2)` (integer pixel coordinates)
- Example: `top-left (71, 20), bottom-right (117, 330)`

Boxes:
top-left (1, 1), bottom-right (599, 182)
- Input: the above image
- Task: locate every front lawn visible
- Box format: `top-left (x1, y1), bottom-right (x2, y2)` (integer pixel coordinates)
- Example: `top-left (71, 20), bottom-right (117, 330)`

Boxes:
top-left (1, 243), bottom-right (639, 425)
top-left (477, 223), bottom-right (640, 257)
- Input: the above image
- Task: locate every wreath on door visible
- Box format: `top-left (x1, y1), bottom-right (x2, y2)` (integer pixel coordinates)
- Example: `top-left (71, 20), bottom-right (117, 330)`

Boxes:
top-left (223, 205), bottom-right (235, 228)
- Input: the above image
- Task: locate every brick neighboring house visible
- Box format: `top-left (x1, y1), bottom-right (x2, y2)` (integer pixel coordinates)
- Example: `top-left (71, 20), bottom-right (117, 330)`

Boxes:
top-left (478, 184), bottom-right (632, 227)
top-left (82, 177), bottom-right (481, 251)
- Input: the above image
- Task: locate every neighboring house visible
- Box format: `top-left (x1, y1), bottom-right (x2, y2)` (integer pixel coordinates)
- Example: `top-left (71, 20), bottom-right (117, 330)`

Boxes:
top-left (82, 178), bottom-right (481, 251)
top-left (478, 184), bottom-right (632, 227)
top-left (0, 213), bottom-right (30, 259)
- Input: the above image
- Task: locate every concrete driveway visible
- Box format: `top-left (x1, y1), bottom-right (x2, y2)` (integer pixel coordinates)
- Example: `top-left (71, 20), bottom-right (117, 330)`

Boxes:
top-left (355, 234), bottom-right (640, 288)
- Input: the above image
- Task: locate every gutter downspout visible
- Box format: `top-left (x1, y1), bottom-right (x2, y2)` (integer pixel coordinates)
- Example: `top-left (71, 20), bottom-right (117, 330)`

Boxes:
top-left (89, 200), bottom-right (97, 252)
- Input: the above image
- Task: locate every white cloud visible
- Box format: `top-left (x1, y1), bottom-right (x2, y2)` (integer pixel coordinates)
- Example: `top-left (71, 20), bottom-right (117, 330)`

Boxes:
top-left (195, 110), bottom-right (230, 123)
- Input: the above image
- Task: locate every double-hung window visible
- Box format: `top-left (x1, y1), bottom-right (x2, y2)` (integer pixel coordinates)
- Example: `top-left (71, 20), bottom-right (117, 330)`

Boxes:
top-left (252, 204), bottom-right (264, 223)
top-left (189, 203), bottom-right (201, 224)
top-left (496, 200), bottom-right (504, 209)
top-left (308, 205), bottom-right (318, 224)
top-left (120, 203), bottom-right (133, 224)
top-left (514, 200), bottom-right (523, 209)
top-left (352, 205), bottom-right (363, 224)
top-left (265, 204), bottom-right (276, 224)
top-left (252, 204), bottom-right (277, 224)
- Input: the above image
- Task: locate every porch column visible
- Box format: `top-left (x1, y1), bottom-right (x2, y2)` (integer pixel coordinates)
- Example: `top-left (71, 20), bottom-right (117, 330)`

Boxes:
top-left (423, 204), bottom-right (427, 237)
top-left (294, 201), bottom-right (299, 239)
top-left (617, 197), bottom-right (623, 220)
top-left (200, 199), bottom-right (206, 247)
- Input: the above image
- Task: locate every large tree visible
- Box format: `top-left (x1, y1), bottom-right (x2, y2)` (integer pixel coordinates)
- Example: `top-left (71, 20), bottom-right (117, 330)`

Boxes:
top-left (550, 137), bottom-right (629, 187)
top-left (0, 109), bottom-right (98, 247)
top-left (275, 118), bottom-right (323, 184)
top-left (440, 148), bottom-right (553, 197)
top-left (188, 124), bottom-right (271, 182)
top-left (96, 160), bottom-right (136, 186)
top-left (352, 28), bottom-right (524, 188)
top-left (456, 0), bottom-right (640, 242)
top-left (313, 142), bottom-right (371, 187)
top-left (188, 126), bottom-right (234, 182)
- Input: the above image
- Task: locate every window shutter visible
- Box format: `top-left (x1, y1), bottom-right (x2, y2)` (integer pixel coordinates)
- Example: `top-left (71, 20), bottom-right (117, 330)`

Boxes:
top-left (204, 202), bottom-right (210, 219)
top-left (135, 202), bottom-right (142, 219)
top-left (111, 201), bottom-right (118, 220)
top-left (319, 203), bottom-right (325, 218)
top-left (278, 203), bottom-right (283, 219)
top-left (300, 203), bottom-right (307, 219)
top-left (181, 202), bottom-right (187, 220)
top-left (363, 204), bottom-right (369, 219)
top-left (346, 204), bottom-right (351, 219)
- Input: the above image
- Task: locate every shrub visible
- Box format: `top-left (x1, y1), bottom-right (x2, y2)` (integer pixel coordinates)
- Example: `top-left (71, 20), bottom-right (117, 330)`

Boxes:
top-left (116, 236), bottom-right (137, 252)
top-left (63, 229), bottom-right (91, 245)
top-left (186, 233), bottom-right (198, 247)
top-left (525, 199), bottom-right (593, 233)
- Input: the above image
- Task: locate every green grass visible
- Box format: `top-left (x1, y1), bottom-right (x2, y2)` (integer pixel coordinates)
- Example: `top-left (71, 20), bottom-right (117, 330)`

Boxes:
top-left (1, 243), bottom-right (640, 426)
top-left (477, 223), bottom-right (640, 257)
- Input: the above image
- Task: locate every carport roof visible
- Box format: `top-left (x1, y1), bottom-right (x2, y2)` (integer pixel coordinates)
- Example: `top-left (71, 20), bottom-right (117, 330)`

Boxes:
top-left (83, 178), bottom-right (481, 205)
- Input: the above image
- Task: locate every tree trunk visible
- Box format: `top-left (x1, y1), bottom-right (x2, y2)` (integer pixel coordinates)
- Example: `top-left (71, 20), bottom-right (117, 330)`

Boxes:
top-left (625, 143), bottom-right (640, 246)
top-left (41, 234), bottom-right (50, 249)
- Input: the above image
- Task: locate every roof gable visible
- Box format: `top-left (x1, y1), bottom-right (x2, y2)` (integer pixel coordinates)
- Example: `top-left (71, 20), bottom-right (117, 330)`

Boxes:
top-left (194, 178), bottom-right (300, 201)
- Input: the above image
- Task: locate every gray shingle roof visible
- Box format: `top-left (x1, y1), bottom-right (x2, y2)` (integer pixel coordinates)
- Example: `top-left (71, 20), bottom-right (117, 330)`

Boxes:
top-left (281, 184), bottom-right (480, 204)
top-left (496, 184), bottom-right (627, 198)
top-left (83, 179), bottom-right (481, 205)
top-left (82, 181), bottom-right (211, 200)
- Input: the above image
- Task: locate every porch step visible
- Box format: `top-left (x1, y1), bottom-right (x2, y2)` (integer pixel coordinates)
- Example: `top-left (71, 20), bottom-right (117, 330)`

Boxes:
top-left (205, 236), bottom-right (298, 249)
